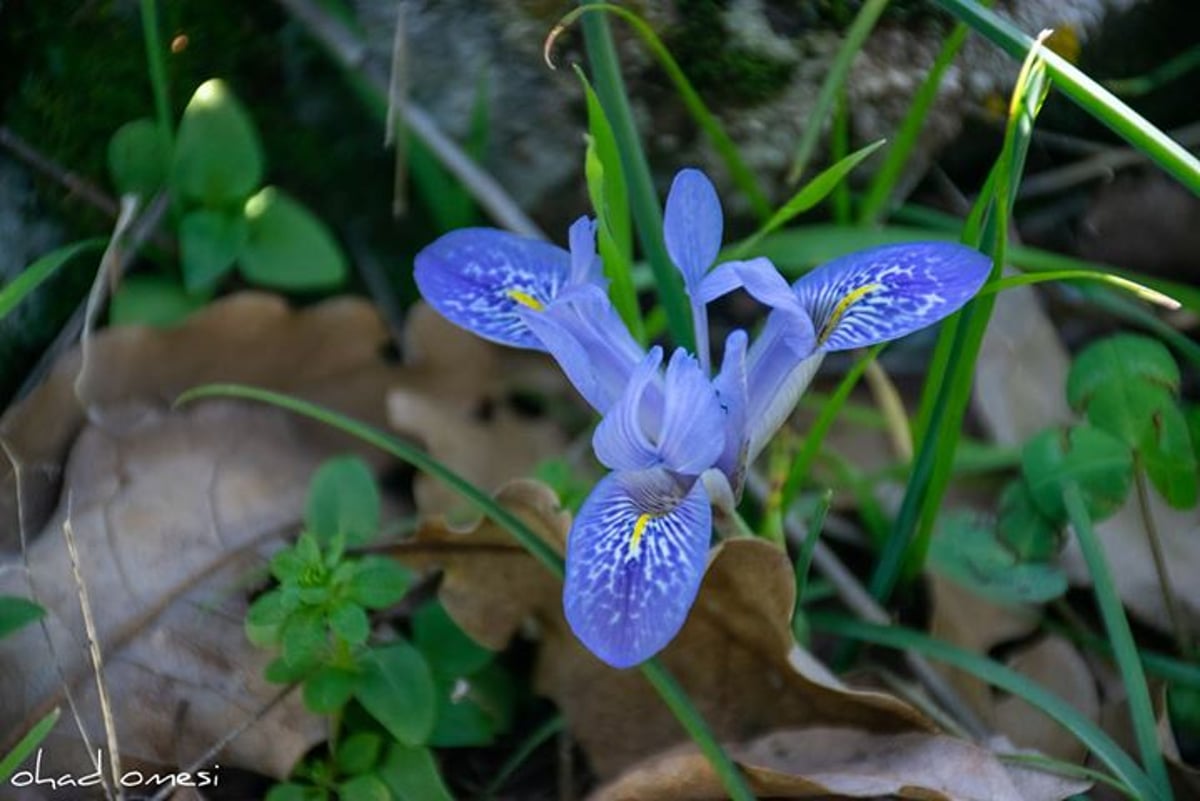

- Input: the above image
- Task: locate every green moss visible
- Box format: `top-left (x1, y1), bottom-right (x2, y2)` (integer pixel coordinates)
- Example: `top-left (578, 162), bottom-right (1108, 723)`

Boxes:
top-left (667, 0), bottom-right (796, 107)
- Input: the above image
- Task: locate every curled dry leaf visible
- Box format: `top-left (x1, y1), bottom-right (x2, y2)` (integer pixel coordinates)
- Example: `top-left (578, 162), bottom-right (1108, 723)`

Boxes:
top-left (0, 293), bottom-right (413, 780)
top-left (588, 727), bottom-right (1090, 801)
top-left (388, 304), bottom-right (570, 517)
top-left (399, 488), bottom-right (933, 779)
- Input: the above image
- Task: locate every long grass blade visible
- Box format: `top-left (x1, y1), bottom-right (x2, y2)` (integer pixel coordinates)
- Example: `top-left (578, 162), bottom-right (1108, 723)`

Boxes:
top-left (176, 383), bottom-right (754, 801)
top-left (810, 613), bottom-right (1162, 801)
top-left (0, 240), bottom-right (106, 322)
top-left (932, 0), bottom-right (1200, 194)
top-left (0, 708), bottom-right (61, 783)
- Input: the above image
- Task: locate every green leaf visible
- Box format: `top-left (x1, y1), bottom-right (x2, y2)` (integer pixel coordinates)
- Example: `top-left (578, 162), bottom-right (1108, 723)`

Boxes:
top-left (172, 79), bottom-right (264, 204)
top-left (428, 662), bottom-right (514, 748)
top-left (239, 187), bottom-right (347, 290)
top-left (245, 589), bottom-right (290, 647)
top-left (264, 656), bottom-right (310, 684)
top-left (377, 744), bottom-right (453, 801)
top-left (1084, 380), bottom-right (1175, 450)
top-left (1, 240), bottom-right (105, 322)
top-left (346, 557), bottom-right (411, 610)
top-left (413, 600), bottom-right (493, 679)
top-left (0, 708), bottom-right (59, 784)
top-left (281, 607), bottom-right (327, 668)
top-left (1022, 425), bottom-right (1133, 523)
top-left (109, 275), bottom-right (207, 328)
top-left (305, 457), bottom-right (380, 547)
top-left (264, 783), bottom-right (316, 801)
top-left (355, 642), bottom-right (436, 746)
top-left (328, 600), bottom-right (370, 646)
top-left (336, 732), bottom-right (383, 775)
top-left (179, 209), bottom-right (247, 293)
top-left (996, 480), bottom-right (1064, 562)
top-left (1140, 402), bottom-right (1199, 509)
top-left (1067, 334), bottom-right (1180, 412)
top-left (338, 774), bottom-right (389, 801)
top-left (108, 118), bottom-right (168, 197)
top-left (0, 596), bottom-right (44, 640)
top-left (577, 67), bottom-right (642, 341)
top-left (730, 139), bottom-right (886, 259)
top-left (928, 513), bottom-right (1068, 605)
top-left (303, 664), bottom-right (360, 714)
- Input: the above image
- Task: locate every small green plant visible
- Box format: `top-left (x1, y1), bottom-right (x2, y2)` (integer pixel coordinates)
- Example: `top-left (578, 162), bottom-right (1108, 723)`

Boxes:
top-left (108, 79), bottom-right (348, 326)
top-left (246, 456), bottom-right (512, 800)
top-left (0, 596), bottom-right (56, 785)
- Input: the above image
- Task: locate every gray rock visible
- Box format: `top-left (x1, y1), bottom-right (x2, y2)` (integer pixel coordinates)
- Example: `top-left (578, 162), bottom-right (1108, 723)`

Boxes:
top-left (344, 0), bottom-right (1144, 222)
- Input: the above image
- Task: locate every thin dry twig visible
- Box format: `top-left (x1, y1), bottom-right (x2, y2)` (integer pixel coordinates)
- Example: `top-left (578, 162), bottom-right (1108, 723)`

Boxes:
top-left (273, 0), bottom-right (543, 238)
top-left (0, 125), bottom-right (120, 219)
top-left (744, 471), bottom-right (991, 740)
top-left (62, 497), bottom-right (124, 801)
top-left (385, 0), bottom-right (410, 218)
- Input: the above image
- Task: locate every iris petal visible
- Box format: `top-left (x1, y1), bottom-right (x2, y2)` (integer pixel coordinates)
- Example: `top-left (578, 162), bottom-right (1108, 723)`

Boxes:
top-left (563, 470), bottom-right (712, 668)
top-left (663, 169), bottom-right (723, 288)
top-left (593, 348), bottom-right (665, 471)
top-left (795, 242), bottom-right (992, 352)
top-left (658, 349), bottom-right (725, 475)
top-left (744, 311), bottom-right (825, 461)
top-left (568, 216), bottom-right (604, 287)
top-left (520, 284), bottom-right (647, 414)
top-left (712, 330), bottom-right (749, 487)
top-left (415, 228), bottom-right (571, 349)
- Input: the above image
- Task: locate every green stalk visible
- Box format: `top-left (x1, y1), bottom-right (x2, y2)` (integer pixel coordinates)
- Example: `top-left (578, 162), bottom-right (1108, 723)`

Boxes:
top-left (1062, 483), bottom-right (1172, 798)
top-left (578, 3), bottom-right (694, 350)
top-left (177, 384), bottom-right (751, 801)
top-left (138, 0), bottom-right (174, 155)
top-left (640, 660), bottom-right (756, 801)
top-left (810, 613), bottom-right (1164, 801)
top-left (830, 92), bottom-right (852, 224)
top-left (932, 0), bottom-right (1200, 194)
top-left (787, 0), bottom-right (891, 183)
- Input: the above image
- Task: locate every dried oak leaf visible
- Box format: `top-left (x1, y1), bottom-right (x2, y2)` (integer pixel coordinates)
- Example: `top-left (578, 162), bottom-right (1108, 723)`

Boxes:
top-left (400, 487), bottom-right (933, 779)
top-left (1, 292), bottom-right (399, 549)
top-left (388, 304), bottom-right (569, 518)
top-left (589, 727), bottom-right (1090, 801)
top-left (0, 403), bottom-right (326, 779)
top-left (0, 293), bottom-right (414, 780)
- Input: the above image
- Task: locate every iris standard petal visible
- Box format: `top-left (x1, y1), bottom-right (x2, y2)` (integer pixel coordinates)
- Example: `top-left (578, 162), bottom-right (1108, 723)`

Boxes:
top-left (663, 169), bottom-right (723, 288)
top-left (568, 216), bottom-right (604, 287)
top-left (563, 469), bottom-right (712, 668)
top-left (744, 311), bottom-right (825, 461)
top-left (794, 242), bottom-right (992, 352)
top-left (594, 348), bottom-right (665, 471)
top-left (520, 284), bottom-right (647, 413)
top-left (712, 330), bottom-right (749, 486)
top-left (415, 227), bottom-right (571, 349)
top-left (658, 349), bottom-right (725, 475)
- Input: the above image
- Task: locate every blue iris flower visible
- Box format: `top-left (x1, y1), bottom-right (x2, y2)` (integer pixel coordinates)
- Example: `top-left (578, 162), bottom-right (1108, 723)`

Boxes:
top-left (415, 168), bottom-right (991, 669)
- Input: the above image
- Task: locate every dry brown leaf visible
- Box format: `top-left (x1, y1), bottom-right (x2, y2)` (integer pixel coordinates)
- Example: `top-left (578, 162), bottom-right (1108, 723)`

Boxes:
top-left (388, 304), bottom-right (570, 517)
top-left (400, 492), bottom-right (934, 779)
top-left (926, 574), bottom-right (1040, 720)
top-left (1, 292), bottom-right (400, 549)
top-left (993, 635), bottom-right (1100, 763)
top-left (0, 402), bottom-right (325, 779)
top-left (589, 727), bottom-right (1090, 801)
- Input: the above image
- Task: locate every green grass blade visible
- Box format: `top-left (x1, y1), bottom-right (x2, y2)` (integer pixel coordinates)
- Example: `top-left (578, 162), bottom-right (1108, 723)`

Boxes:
top-left (932, 0), bottom-right (1200, 194)
top-left (1062, 484), bottom-right (1172, 797)
top-left (729, 140), bottom-right (885, 260)
top-left (577, 3), bottom-right (693, 350)
top-left (1045, 619), bottom-right (1200, 690)
top-left (786, 0), bottom-right (890, 184)
top-left (577, 67), bottom-right (645, 342)
top-left (556, 3), bottom-right (770, 220)
top-left (481, 715), bottom-right (565, 800)
top-left (0, 240), bottom-right (106, 322)
top-left (809, 613), bottom-right (1163, 801)
top-left (830, 92), bottom-right (853, 224)
top-left (983, 270), bottom-right (1179, 309)
top-left (640, 659), bottom-right (756, 801)
top-left (858, 13), bottom-right (976, 224)
top-left (1105, 43), bottom-right (1200, 97)
top-left (177, 383), bottom-right (753, 801)
top-left (0, 708), bottom-right (60, 783)
top-left (138, 0), bottom-right (174, 157)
